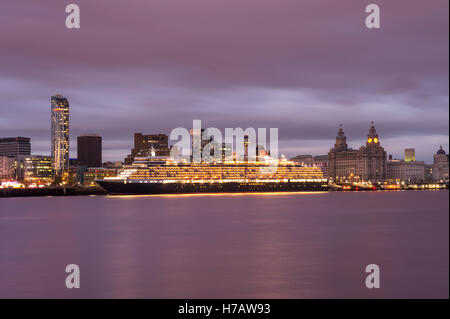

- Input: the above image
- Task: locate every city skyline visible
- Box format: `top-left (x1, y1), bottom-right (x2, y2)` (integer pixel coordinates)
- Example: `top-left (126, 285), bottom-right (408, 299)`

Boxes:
top-left (0, 0), bottom-right (448, 162)
top-left (0, 2), bottom-right (448, 302)
top-left (1, 108), bottom-right (448, 165)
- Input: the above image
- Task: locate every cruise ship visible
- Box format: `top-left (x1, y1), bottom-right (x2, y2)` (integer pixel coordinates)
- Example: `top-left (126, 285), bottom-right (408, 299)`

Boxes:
top-left (96, 156), bottom-right (328, 195)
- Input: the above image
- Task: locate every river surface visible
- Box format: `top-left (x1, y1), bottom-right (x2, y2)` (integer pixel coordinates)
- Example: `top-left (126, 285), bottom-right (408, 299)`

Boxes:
top-left (0, 190), bottom-right (448, 298)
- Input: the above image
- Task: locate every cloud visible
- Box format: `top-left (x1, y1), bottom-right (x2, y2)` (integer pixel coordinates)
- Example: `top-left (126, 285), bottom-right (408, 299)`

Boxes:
top-left (0, 0), bottom-right (448, 162)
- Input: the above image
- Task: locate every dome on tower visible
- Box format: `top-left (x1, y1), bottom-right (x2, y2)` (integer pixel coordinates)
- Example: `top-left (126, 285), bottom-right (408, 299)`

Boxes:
top-left (365, 121), bottom-right (380, 146)
top-left (436, 145), bottom-right (446, 155)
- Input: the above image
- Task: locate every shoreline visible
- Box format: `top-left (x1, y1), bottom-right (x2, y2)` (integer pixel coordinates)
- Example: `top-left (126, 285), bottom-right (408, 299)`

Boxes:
top-left (0, 185), bottom-right (447, 198)
top-left (0, 186), bottom-right (106, 198)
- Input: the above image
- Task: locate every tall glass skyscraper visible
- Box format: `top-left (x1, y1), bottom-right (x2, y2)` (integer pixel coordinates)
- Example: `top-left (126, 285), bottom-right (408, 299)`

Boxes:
top-left (51, 94), bottom-right (70, 178)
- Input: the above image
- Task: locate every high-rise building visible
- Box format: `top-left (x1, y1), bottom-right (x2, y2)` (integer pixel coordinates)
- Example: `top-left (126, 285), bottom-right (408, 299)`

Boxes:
top-left (0, 137), bottom-right (31, 157)
top-left (124, 133), bottom-right (169, 164)
top-left (432, 146), bottom-right (449, 182)
top-left (77, 134), bottom-right (102, 167)
top-left (51, 94), bottom-right (70, 178)
top-left (404, 148), bottom-right (416, 162)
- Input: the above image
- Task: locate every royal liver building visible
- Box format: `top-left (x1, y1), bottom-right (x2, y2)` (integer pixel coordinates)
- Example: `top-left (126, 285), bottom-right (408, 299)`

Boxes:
top-left (328, 122), bottom-right (387, 183)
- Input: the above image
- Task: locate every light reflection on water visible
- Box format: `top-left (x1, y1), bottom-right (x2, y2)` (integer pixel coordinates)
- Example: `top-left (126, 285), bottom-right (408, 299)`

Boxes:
top-left (0, 191), bottom-right (448, 298)
top-left (108, 191), bottom-right (328, 199)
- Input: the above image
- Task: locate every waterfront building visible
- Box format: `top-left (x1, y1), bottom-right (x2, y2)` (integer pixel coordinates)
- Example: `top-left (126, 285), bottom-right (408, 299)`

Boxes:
top-left (327, 125), bottom-right (360, 183)
top-left (13, 155), bottom-right (53, 183)
top-left (51, 94), bottom-right (70, 178)
top-left (77, 134), bottom-right (102, 167)
top-left (79, 161), bottom-right (123, 184)
top-left (424, 164), bottom-right (434, 182)
top-left (358, 123), bottom-right (387, 182)
top-left (124, 133), bottom-right (169, 164)
top-left (0, 156), bottom-right (15, 180)
top-left (387, 159), bottom-right (425, 183)
top-left (14, 156), bottom-right (26, 181)
top-left (432, 146), bottom-right (449, 182)
top-left (0, 137), bottom-right (31, 157)
top-left (404, 148), bottom-right (416, 162)
top-left (83, 167), bottom-right (120, 186)
top-left (23, 156), bottom-right (53, 184)
top-left (328, 123), bottom-right (387, 183)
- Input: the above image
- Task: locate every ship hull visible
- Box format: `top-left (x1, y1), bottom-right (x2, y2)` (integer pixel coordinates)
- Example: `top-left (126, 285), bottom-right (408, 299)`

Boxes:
top-left (97, 180), bottom-right (328, 195)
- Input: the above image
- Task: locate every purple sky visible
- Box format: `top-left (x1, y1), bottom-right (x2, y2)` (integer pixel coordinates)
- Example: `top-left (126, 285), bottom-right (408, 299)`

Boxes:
top-left (0, 0), bottom-right (448, 162)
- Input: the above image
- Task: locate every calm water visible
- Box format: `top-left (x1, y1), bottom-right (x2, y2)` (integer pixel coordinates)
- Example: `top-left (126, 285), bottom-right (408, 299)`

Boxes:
top-left (0, 191), bottom-right (448, 298)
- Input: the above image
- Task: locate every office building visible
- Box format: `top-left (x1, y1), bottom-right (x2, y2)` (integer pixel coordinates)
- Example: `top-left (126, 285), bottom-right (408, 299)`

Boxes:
top-left (0, 137), bottom-right (31, 157)
top-left (83, 167), bottom-right (120, 186)
top-left (125, 133), bottom-right (169, 164)
top-left (387, 159), bottom-right (425, 183)
top-left (77, 134), bottom-right (102, 167)
top-left (13, 155), bottom-right (53, 183)
top-left (23, 156), bottom-right (53, 183)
